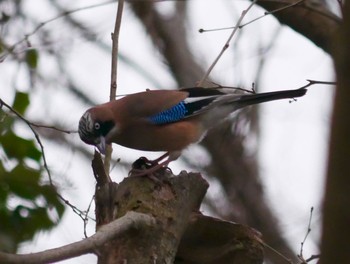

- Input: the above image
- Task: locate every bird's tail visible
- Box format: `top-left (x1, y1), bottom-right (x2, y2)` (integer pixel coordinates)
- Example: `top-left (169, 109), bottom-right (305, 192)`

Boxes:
top-left (234, 88), bottom-right (307, 108)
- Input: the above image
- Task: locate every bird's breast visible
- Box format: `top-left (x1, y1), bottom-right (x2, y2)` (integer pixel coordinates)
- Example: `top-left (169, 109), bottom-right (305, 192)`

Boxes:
top-left (111, 119), bottom-right (204, 152)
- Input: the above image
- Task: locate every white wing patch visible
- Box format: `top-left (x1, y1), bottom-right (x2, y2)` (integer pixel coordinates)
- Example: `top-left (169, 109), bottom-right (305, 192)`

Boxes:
top-left (183, 95), bottom-right (217, 104)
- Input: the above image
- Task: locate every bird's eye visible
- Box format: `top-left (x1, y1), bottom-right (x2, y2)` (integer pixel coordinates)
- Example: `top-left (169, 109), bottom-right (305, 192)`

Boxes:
top-left (94, 122), bottom-right (100, 130)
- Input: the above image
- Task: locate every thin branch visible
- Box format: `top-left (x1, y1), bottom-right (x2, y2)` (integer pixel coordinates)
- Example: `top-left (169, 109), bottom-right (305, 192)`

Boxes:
top-left (0, 212), bottom-right (155, 264)
top-left (263, 205), bottom-right (321, 264)
top-left (60, 196), bottom-right (95, 223)
top-left (0, 99), bottom-right (74, 134)
top-left (30, 122), bottom-right (75, 134)
top-left (265, 0), bottom-right (305, 14)
top-left (0, 0), bottom-right (115, 61)
top-left (263, 242), bottom-right (293, 264)
top-left (110, 1), bottom-right (124, 102)
top-left (199, 0), bottom-right (305, 33)
top-left (0, 99), bottom-right (53, 185)
top-left (300, 207), bottom-right (314, 255)
top-left (202, 79), bottom-right (335, 94)
top-left (0, 98), bottom-right (92, 221)
top-left (305, 254), bottom-right (320, 262)
top-left (204, 82), bottom-right (256, 94)
top-left (51, 0), bottom-right (165, 90)
top-left (84, 195), bottom-right (95, 238)
top-left (298, 207), bottom-right (314, 262)
top-left (302, 79), bottom-right (336, 88)
top-left (240, 0), bottom-right (305, 28)
top-left (104, 0), bottom-right (125, 174)
top-left (199, 0), bottom-right (339, 34)
top-left (198, 0), bottom-right (257, 86)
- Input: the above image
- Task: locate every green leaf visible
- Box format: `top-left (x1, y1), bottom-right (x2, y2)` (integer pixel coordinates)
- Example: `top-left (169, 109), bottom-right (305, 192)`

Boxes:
top-left (25, 49), bottom-right (38, 69)
top-left (5, 164), bottom-right (41, 200)
top-left (0, 160), bottom-right (9, 203)
top-left (0, 130), bottom-right (41, 162)
top-left (11, 205), bottom-right (54, 243)
top-left (12, 91), bottom-right (30, 115)
top-left (41, 185), bottom-right (65, 217)
top-left (29, 206), bottom-right (55, 230)
top-left (0, 109), bottom-right (14, 134)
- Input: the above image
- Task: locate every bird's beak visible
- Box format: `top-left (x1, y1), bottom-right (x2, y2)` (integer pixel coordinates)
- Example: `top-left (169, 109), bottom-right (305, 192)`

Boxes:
top-left (96, 136), bottom-right (106, 155)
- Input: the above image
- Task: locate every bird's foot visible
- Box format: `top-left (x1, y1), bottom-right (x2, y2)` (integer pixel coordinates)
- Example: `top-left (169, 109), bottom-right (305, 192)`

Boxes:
top-left (129, 157), bottom-right (172, 180)
top-left (131, 156), bottom-right (160, 169)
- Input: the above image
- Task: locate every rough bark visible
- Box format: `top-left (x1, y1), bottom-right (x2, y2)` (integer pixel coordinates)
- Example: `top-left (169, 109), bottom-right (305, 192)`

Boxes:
top-left (93, 153), bottom-right (210, 263)
top-left (93, 154), bottom-right (264, 264)
top-left (0, 212), bottom-right (156, 263)
top-left (320, 1), bottom-right (350, 264)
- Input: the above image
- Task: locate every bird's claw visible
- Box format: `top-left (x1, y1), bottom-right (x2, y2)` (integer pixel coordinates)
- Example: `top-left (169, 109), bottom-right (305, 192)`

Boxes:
top-left (129, 157), bottom-right (172, 180)
top-left (131, 157), bottom-right (158, 170)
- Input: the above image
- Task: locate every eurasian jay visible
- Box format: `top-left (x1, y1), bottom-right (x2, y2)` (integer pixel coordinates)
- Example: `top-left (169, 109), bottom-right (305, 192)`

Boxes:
top-left (78, 87), bottom-right (307, 172)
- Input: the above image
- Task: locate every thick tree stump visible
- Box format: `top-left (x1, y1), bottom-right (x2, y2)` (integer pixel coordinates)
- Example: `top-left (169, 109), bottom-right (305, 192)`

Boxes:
top-left (92, 153), bottom-right (264, 264)
top-left (94, 163), bottom-right (208, 263)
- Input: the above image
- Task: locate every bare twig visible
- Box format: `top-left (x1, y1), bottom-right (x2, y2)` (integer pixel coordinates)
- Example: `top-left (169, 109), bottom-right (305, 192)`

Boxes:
top-left (0, 98), bottom-right (92, 221)
top-left (0, 99), bottom-right (54, 185)
top-left (30, 122), bottom-right (75, 134)
top-left (204, 80), bottom-right (256, 94)
top-left (84, 195), bottom-right (95, 238)
top-left (264, 0), bottom-right (304, 13)
top-left (0, 0), bottom-right (115, 61)
top-left (305, 254), bottom-right (321, 262)
top-left (298, 207), bottom-right (314, 261)
top-left (199, 0), bottom-right (339, 34)
top-left (103, 0), bottom-right (125, 174)
top-left (0, 99), bottom-right (74, 134)
top-left (201, 0), bottom-right (304, 31)
top-left (198, 1), bottom-right (257, 86)
top-left (110, 1), bottom-right (124, 102)
top-left (263, 206), bottom-right (321, 264)
top-left (263, 242), bottom-right (293, 264)
top-left (0, 212), bottom-right (155, 264)
top-left (302, 79), bottom-right (336, 88)
top-left (202, 79), bottom-right (335, 94)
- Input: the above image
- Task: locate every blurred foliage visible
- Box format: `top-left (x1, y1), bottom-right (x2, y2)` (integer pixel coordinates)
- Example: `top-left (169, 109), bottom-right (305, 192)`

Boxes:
top-left (1, 0), bottom-right (65, 253)
top-left (0, 91), bottom-right (65, 253)
top-left (25, 49), bottom-right (39, 69)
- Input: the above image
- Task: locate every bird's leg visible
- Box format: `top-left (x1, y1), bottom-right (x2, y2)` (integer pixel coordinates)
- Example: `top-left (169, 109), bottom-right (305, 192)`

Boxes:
top-left (130, 152), bottom-right (170, 171)
top-left (129, 151), bottom-right (181, 178)
top-left (143, 152), bottom-right (170, 166)
top-left (129, 157), bottom-right (172, 178)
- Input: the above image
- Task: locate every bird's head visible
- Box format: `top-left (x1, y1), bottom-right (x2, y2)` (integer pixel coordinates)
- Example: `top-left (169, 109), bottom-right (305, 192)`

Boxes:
top-left (78, 108), bottom-right (116, 154)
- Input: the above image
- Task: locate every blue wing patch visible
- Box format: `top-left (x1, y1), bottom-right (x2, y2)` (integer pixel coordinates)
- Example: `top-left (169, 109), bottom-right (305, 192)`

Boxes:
top-left (149, 101), bottom-right (188, 124)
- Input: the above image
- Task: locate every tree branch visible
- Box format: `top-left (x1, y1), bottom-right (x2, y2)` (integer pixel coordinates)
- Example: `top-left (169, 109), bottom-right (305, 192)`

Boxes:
top-left (255, 0), bottom-right (340, 54)
top-left (0, 98), bottom-right (90, 221)
top-left (104, 0), bottom-right (125, 174)
top-left (198, 0), bottom-right (257, 86)
top-left (0, 212), bottom-right (155, 264)
top-left (0, 0), bottom-right (115, 62)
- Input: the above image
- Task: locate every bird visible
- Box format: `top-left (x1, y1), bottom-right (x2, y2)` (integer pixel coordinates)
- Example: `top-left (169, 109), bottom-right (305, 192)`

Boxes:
top-left (78, 87), bottom-right (307, 174)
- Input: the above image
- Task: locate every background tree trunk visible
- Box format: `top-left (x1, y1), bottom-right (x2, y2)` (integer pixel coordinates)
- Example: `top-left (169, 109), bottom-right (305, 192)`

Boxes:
top-left (320, 1), bottom-right (350, 264)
